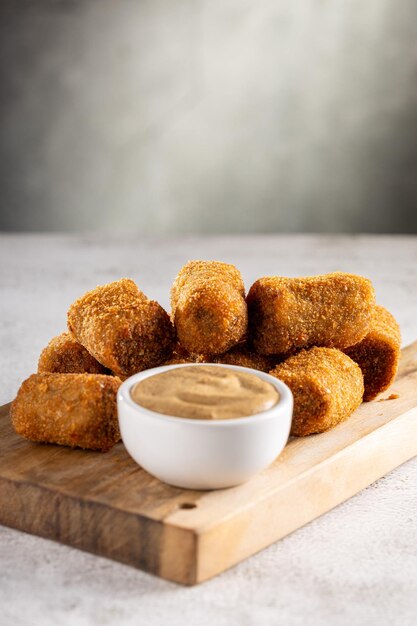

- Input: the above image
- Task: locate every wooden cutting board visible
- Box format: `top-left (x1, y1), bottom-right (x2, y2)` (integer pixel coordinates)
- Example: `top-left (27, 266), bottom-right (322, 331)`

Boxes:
top-left (1, 342), bottom-right (417, 586)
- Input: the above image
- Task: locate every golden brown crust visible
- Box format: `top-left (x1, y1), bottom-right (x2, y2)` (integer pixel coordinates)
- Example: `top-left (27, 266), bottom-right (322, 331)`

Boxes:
top-left (344, 305), bottom-right (401, 401)
top-left (214, 345), bottom-right (276, 372)
top-left (67, 278), bottom-right (175, 377)
top-left (162, 342), bottom-right (276, 371)
top-left (11, 373), bottom-right (121, 451)
top-left (270, 347), bottom-right (364, 436)
top-left (170, 261), bottom-right (248, 354)
top-left (38, 332), bottom-right (108, 374)
top-left (160, 341), bottom-right (209, 365)
top-left (247, 273), bottom-right (375, 355)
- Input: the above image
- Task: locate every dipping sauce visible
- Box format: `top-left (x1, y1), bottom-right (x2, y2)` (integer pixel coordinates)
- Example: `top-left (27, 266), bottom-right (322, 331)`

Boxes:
top-left (130, 365), bottom-right (279, 420)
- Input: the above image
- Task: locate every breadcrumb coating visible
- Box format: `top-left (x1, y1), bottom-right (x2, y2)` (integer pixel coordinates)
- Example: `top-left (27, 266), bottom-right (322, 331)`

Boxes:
top-left (11, 373), bottom-right (121, 451)
top-left (247, 272), bottom-right (375, 355)
top-left (214, 345), bottom-right (276, 372)
top-left (270, 347), bottom-right (364, 436)
top-left (67, 278), bottom-right (175, 377)
top-left (163, 344), bottom-right (209, 366)
top-left (170, 260), bottom-right (248, 354)
top-left (344, 305), bottom-right (401, 401)
top-left (163, 342), bottom-right (275, 371)
top-left (38, 332), bottom-right (108, 374)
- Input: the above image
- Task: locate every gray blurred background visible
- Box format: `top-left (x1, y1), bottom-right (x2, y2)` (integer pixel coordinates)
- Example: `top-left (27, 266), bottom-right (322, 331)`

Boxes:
top-left (1, 0), bottom-right (417, 234)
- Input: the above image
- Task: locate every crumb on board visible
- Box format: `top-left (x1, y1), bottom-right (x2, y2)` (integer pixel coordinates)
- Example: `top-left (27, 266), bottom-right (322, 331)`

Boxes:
top-left (378, 393), bottom-right (399, 401)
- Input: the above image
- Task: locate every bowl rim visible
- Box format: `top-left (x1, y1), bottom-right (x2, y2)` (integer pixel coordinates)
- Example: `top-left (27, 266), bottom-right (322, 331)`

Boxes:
top-left (117, 362), bottom-right (293, 428)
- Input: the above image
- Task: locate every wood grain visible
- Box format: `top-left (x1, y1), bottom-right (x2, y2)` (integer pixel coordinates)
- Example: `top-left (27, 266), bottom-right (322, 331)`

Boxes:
top-left (1, 342), bottom-right (417, 585)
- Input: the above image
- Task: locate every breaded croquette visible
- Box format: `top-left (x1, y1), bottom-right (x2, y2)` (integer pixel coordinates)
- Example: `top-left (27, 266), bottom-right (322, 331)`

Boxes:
top-left (67, 278), bottom-right (175, 377)
top-left (214, 345), bottom-right (276, 372)
top-left (344, 305), bottom-right (401, 401)
top-left (162, 341), bottom-right (209, 365)
top-left (163, 343), bottom-right (275, 371)
top-left (170, 260), bottom-right (247, 355)
top-left (11, 373), bottom-right (121, 451)
top-left (38, 332), bottom-right (108, 374)
top-left (247, 273), bottom-right (375, 355)
top-left (269, 347), bottom-right (364, 436)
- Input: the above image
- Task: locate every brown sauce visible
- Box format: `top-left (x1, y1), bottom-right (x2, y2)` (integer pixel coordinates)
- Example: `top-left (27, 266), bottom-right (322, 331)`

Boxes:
top-left (131, 365), bottom-right (279, 420)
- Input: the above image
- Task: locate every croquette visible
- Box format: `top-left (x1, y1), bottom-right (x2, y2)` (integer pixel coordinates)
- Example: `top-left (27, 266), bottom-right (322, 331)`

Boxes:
top-left (247, 273), bottom-right (375, 355)
top-left (11, 373), bottom-right (121, 451)
top-left (38, 332), bottom-right (108, 374)
top-left (214, 345), bottom-right (276, 372)
top-left (67, 278), bottom-right (175, 377)
top-left (344, 305), bottom-right (401, 401)
top-left (269, 347), bottom-right (364, 436)
top-left (170, 261), bottom-right (247, 355)
top-left (163, 348), bottom-right (208, 366)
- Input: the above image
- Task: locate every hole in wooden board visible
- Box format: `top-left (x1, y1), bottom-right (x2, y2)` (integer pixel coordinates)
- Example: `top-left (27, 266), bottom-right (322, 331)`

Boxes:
top-left (178, 502), bottom-right (197, 510)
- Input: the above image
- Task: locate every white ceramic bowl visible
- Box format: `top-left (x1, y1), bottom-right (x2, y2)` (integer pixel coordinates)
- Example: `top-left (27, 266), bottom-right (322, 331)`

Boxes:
top-left (117, 363), bottom-right (293, 490)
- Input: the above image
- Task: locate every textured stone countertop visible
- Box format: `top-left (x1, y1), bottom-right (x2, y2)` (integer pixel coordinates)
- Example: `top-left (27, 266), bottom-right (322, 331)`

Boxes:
top-left (1, 234), bottom-right (416, 626)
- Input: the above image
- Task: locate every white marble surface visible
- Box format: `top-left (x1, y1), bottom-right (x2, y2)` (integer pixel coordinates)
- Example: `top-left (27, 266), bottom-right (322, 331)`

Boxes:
top-left (1, 234), bottom-right (416, 626)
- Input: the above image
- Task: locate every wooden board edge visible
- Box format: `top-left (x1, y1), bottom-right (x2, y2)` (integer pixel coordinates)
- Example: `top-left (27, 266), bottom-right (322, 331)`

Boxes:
top-left (0, 402), bottom-right (10, 415)
top-left (193, 406), bottom-right (417, 583)
top-left (0, 476), bottom-right (198, 586)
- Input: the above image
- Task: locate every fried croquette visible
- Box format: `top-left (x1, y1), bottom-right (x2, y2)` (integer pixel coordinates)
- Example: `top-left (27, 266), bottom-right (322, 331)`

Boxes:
top-left (67, 278), bottom-right (175, 377)
top-left (344, 305), bottom-right (401, 401)
top-left (164, 343), bottom-right (275, 371)
top-left (170, 260), bottom-right (247, 355)
top-left (269, 347), bottom-right (364, 436)
top-left (11, 373), bottom-right (121, 451)
top-left (214, 345), bottom-right (276, 372)
top-left (38, 332), bottom-right (108, 374)
top-left (247, 273), bottom-right (375, 355)
top-left (161, 341), bottom-right (208, 365)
